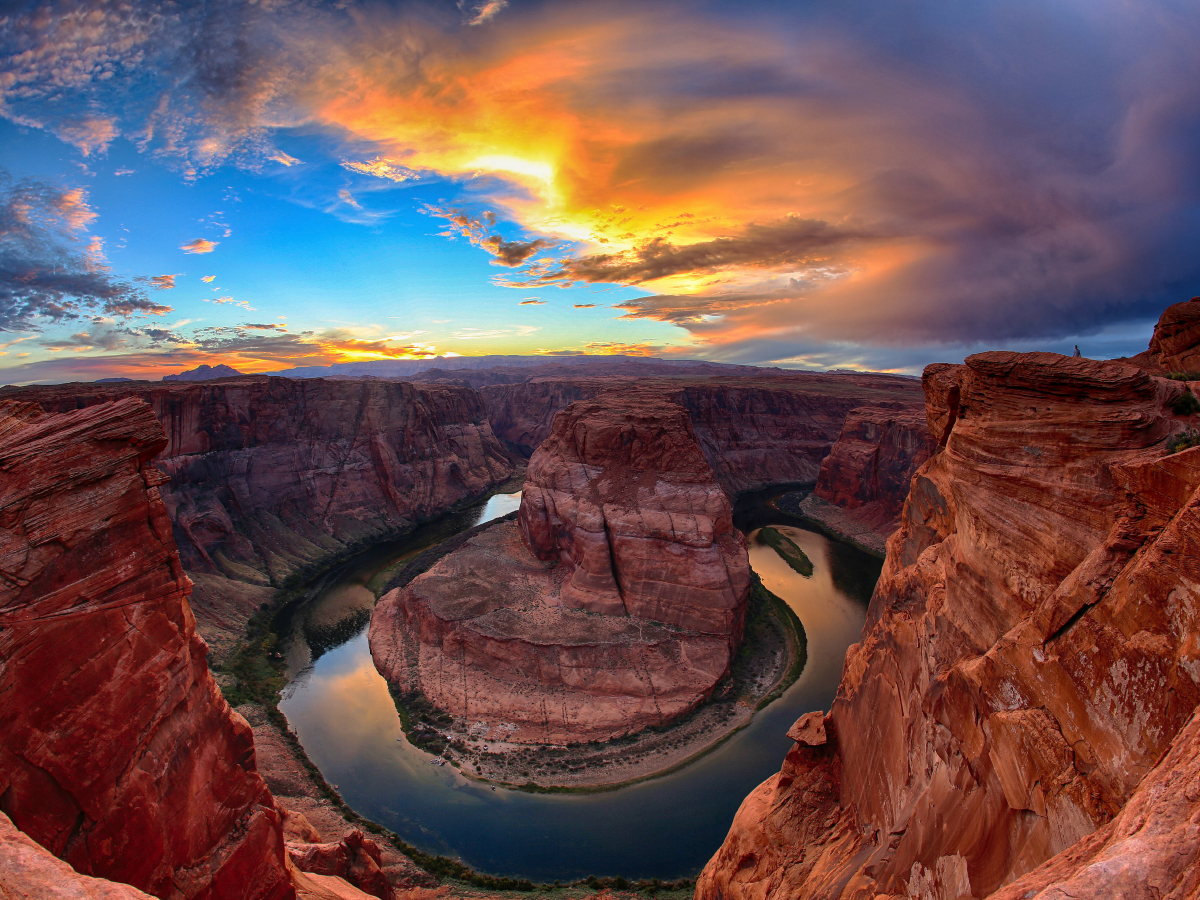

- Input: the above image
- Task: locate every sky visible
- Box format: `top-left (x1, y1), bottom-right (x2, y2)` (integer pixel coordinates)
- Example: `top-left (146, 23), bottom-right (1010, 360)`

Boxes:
top-left (2, 0), bottom-right (1199, 384)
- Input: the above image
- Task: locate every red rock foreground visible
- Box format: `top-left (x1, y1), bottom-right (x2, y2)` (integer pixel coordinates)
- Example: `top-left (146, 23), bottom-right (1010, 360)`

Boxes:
top-left (698, 340), bottom-right (1200, 898)
top-left (0, 398), bottom-right (292, 899)
top-left (0, 398), bottom-right (418, 899)
top-left (371, 393), bottom-right (750, 743)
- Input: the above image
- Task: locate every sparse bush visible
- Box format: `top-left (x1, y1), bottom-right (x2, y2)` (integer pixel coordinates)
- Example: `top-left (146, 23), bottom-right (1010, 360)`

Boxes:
top-left (1167, 371), bottom-right (1200, 381)
top-left (1170, 390), bottom-right (1200, 416)
top-left (1166, 429), bottom-right (1200, 454)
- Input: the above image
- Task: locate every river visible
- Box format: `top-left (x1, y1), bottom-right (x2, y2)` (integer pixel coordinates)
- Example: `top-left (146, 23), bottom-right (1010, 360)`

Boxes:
top-left (277, 488), bottom-right (879, 881)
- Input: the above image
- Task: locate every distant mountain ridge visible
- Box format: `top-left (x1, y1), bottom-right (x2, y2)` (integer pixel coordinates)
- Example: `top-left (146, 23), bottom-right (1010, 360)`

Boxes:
top-left (163, 364), bottom-right (243, 382)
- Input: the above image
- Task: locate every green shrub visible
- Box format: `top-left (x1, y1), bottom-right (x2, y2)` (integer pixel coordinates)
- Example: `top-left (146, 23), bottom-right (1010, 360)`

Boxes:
top-left (1166, 429), bottom-right (1200, 454)
top-left (1170, 390), bottom-right (1200, 416)
top-left (1167, 371), bottom-right (1200, 381)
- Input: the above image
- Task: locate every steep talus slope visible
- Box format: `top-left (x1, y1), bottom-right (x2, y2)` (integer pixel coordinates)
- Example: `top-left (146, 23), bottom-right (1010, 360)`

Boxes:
top-left (483, 372), bottom-right (925, 496)
top-left (799, 406), bottom-right (936, 553)
top-left (0, 399), bottom-right (293, 900)
top-left (370, 392), bottom-right (750, 743)
top-left (8, 377), bottom-right (513, 659)
top-left (697, 349), bottom-right (1200, 899)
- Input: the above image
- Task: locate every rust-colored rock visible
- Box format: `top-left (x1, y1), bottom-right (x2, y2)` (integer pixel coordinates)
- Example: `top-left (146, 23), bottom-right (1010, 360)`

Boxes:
top-left (1126, 295), bottom-right (1200, 374)
top-left (482, 372), bottom-right (925, 494)
top-left (0, 399), bottom-right (293, 899)
top-left (370, 393), bottom-right (750, 743)
top-left (698, 340), bottom-right (1200, 899)
top-left (287, 832), bottom-right (392, 900)
top-left (802, 406), bottom-right (935, 551)
top-left (5, 378), bottom-right (513, 661)
top-left (518, 394), bottom-right (749, 636)
top-left (0, 811), bottom-right (156, 899)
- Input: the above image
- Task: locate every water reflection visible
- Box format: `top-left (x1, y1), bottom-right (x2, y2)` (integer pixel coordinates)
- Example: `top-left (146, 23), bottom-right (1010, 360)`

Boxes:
top-left (278, 491), bottom-right (874, 881)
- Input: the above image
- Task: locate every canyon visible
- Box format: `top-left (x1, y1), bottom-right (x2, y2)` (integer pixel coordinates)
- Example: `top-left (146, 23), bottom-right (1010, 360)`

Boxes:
top-left (0, 396), bottom-right (433, 900)
top-left (11, 308), bottom-right (1200, 898)
top-left (481, 371), bottom-right (924, 496)
top-left (2, 368), bottom-right (923, 663)
top-left (796, 406), bottom-right (937, 554)
top-left (0, 398), bottom-right (294, 899)
top-left (369, 392), bottom-right (752, 744)
top-left (697, 327), bottom-right (1200, 898)
top-left (6, 377), bottom-right (515, 662)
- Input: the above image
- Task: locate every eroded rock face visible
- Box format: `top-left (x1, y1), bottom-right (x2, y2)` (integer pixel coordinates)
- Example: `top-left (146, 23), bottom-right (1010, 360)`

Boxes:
top-left (0, 399), bottom-right (293, 900)
top-left (8, 378), bottom-right (513, 660)
top-left (801, 406), bottom-right (936, 551)
top-left (0, 811), bottom-right (156, 900)
top-left (287, 832), bottom-right (392, 900)
top-left (482, 373), bottom-right (925, 494)
top-left (370, 393), bottom-right (750, 743)
top-left (697, 348), bottom-right (1200, 900)
top-left (1127, 295), bottom-right (1200, 373)
top-left (518, 394), bottom-right (750, 639)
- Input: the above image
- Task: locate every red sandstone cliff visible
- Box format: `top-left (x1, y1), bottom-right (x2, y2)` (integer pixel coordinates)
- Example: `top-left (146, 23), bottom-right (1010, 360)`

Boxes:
top-left (370, 393), bottom-right (751, 743)
top-left (799, 406), bottom-right (936, 553)
top-left (7, 377), bottom-right (513, 660)
top-left (697, 346), bottom-right (1200, 899)
top-left (482, 372), bottom-right (925, 495)
top-left (0, 399), bottom-right (293, 899)
top-left (1125, 295), bottom-right (1200, 373)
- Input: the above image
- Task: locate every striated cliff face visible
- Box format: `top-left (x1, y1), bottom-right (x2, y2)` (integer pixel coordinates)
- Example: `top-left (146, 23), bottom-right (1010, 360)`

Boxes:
top-left (1126, 295), bottom-right (1200, 374)
top-left (483, 373), bottom-right (925, 496)
top-left (10, 377), bottom-right (513, 660)
top-left (0, 399), bottom-right (293, 900)
top-left (370, 393), bottom-right (751, 744)
top-left (518, 393), bottom-right (750, 637)
top-left (698, 347), bottom-right (1200, 899)
top-left (799, 407), bottom-right (936, 553)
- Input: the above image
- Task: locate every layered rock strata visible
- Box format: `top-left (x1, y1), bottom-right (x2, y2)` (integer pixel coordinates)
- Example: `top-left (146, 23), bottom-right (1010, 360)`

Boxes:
top-left (0, 399), bottom-right (293, 899)
top-left (698, 347), bottom-right (1200, 899)
top-left (1126, 295), bottom-right (1200, 373)
top-left (799, 406), bottom-right (936, 553)
top-left (482, 372), bottom-right (925, 494)
top-left (7, 378), bottom-right (513, 660)
top-left (371, 393), bottom-right (751, 744)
